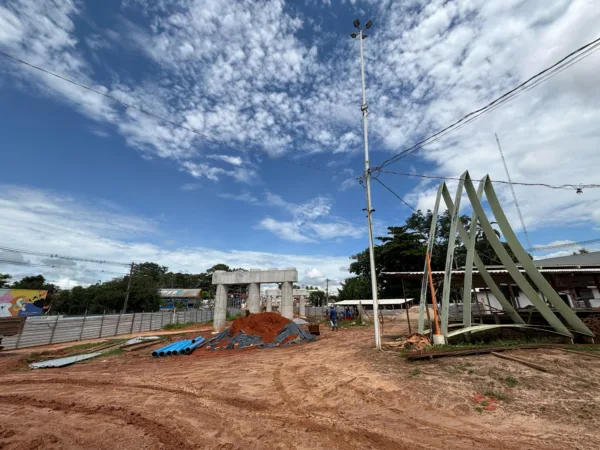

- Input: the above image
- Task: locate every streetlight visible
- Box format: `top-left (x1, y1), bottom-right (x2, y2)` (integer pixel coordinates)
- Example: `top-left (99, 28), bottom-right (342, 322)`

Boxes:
top-left (350, 18), bottom-right (382, 350)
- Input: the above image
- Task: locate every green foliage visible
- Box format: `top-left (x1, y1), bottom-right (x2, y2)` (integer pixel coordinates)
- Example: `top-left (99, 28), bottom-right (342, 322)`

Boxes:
top-left (504, 376), bottom-right (519, 387)
top-left (0, 273), bottom-right (11, 288)
top-left (343, 209), bottom-right (520, 301)
top-left (483, 391), bottom-right (507, 401)
top-left (309, 290), bottom-right (326, 306)
top-left (409, 368), bottom-right (421, 377)
top-left (163, 321), bottom-right (197, 330)
top-left (226, 312), bottom-right (242, 321)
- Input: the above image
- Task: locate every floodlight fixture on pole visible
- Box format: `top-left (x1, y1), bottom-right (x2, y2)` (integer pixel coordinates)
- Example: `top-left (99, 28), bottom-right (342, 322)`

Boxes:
top-left (350, 19), bottom-right (382, 350)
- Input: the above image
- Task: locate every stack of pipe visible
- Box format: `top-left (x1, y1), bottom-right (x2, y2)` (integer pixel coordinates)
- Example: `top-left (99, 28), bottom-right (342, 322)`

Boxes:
top-left (152, 336), bottom-right (205, 357)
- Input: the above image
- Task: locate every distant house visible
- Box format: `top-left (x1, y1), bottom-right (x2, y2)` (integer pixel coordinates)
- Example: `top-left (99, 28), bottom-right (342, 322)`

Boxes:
top-left (159, 289), bottom-right (202, 310)
top-left (384, 251), bottom-right (600, 313)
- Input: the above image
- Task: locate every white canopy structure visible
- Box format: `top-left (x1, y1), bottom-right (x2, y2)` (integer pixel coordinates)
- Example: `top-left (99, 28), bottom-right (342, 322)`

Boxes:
top-left (334, 298), bottom-right (414, 306)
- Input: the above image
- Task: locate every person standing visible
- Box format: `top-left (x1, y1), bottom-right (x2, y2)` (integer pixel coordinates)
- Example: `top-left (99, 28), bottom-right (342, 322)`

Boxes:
top-left (329, 305), bottom-right (339, 331)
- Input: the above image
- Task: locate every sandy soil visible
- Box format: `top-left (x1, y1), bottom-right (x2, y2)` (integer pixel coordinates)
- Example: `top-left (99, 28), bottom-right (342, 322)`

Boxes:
top-left (0, 321), bottom-right (598, 450)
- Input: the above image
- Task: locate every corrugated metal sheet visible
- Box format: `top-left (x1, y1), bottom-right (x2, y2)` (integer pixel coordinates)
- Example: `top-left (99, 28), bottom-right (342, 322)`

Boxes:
top-left (1, 308), bottom-right (241, 350)
top-left (30, 352), bottom-right (102, 369)
top-left (334, 299), bottom-right (414, 306)
top-left (159, 289), bottom-right (202, 298)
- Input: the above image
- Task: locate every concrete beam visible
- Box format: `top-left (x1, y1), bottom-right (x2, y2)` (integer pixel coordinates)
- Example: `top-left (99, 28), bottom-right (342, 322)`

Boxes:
top-left (212, 269), bottom-right (298, 285)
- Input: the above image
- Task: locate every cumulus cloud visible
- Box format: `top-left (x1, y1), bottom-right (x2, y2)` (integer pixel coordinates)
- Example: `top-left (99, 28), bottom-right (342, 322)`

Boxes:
top-left (0, 185), bottom-right (352, 288)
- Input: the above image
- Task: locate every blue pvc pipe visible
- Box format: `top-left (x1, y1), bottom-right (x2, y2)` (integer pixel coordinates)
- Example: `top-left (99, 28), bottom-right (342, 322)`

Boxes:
top-left (153, 341), bottom-right (180, 357)
top-left (185, 337), bottom-right (205, 354)
top-left (172, 340), bottom-right (192, 355)
top-left (166, 341), bottom-right (187, 356)
top-left (191, 335), bottom-right (204, 344)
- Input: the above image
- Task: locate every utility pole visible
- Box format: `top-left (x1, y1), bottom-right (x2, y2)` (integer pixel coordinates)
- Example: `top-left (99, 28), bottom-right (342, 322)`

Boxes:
top-left (351, 18), bottom-right (381, 349)
top-left (123, 262), bottom-right (135, 313)
top-left (326, 278), bottom-right (329, 306)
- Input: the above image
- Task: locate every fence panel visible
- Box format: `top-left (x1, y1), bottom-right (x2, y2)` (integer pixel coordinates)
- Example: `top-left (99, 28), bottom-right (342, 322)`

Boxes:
top-left (1, 308), bottom-right (219, 350)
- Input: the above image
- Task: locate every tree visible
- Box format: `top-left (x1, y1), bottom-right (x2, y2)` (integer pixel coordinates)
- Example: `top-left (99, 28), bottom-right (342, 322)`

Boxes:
top-left (0, 273), bottom-right (10, 288)
top-left (337, 276), bottom-right (371, 300)
top-left (309, 290), bottom-right (326, 306)
top-left (574, 248), bottom-right (590, 255)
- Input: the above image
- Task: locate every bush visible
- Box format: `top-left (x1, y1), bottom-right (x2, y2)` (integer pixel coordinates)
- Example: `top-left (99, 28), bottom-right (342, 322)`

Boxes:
top-left (163, 321), bottom-right (196, 330)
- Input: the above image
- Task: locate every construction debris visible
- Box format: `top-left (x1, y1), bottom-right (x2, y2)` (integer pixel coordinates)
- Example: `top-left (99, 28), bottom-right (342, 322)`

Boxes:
top-left (205, 312), bottom-right (316, 351)
top-left (583, 315), bottom-right (600, 337)
top-left (397, 333), bottom-right (431, 351)
top-left (30, 352), bottom-right (103, 369)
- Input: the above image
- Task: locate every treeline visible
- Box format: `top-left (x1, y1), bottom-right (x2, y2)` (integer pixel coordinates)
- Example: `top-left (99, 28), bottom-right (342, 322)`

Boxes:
top-left (1, 263), bottom-right (245, 315)
top-left (337, 209), bottom-right (520, 301)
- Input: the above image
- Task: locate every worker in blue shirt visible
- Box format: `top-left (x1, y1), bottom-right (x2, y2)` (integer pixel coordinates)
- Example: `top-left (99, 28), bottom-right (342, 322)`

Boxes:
top-left (329, 305), bottom-right (339, 331)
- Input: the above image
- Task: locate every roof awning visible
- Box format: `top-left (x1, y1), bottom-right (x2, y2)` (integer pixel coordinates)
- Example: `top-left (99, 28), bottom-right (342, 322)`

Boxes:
top-left (334, 298), bottom-right (414, 306)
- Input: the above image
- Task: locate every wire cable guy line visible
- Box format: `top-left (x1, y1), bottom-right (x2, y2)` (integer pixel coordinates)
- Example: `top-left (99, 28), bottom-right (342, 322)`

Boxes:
top-left (0, 258), bottom-right (128, 276)
top-left (375, 170), bottom-right (600, 191)
top-left (374, 36), bottom-right (600, 170)
top-left (0, 245), bottom-right (131, 267)
top-left (0, 50), bottom-right (346, 176)
top-left (372, 177), bottom-right (416, 211)
top-left (528, 237), bottom-right (600, 252)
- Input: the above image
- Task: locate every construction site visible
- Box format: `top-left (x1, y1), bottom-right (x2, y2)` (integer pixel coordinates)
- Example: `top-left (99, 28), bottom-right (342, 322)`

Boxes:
top-left (1, 309), bottom-right (600, 450)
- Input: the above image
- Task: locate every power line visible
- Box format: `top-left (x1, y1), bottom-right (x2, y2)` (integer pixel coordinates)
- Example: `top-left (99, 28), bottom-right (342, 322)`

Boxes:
top-left (0, 50), bottom-right (346, 176)
top-left (0, 258), bottom-right (128, 276)
top-left (528, 238), bottom-right (600, 252)
top-left (375, 37), bottom-right (600, 169)
top-left (0, 245), bottom-right (131, 267)
top-left (375, 170), bottom-right (599, 191)
top-left (372, 177), bottom-right (416, 211)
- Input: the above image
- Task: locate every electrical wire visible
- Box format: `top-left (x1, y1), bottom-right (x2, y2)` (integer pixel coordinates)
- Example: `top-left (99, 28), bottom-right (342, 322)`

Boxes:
top-left (375, 170), bottom-right (600, 191)
top-left (375, 37), bottom-right (600, 169)
top-left (0, 258), bottom-right (128, 276)
top-left (528, 237), bottom-right (600, 252)
top-left (372, 177), bottom-right (416, 211)
top-left (0, 245), bottom-right (131, 267)
top-left (0, 50), bottom-right (347, 175)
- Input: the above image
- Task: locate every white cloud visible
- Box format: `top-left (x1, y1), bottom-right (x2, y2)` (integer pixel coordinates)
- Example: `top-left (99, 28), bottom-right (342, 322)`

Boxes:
top-left (1, 0), bottom-right (599, 238)
top-left (257, 217), bottom-right (316, 243)
top-left (181, 183), bottom-right (202, 191)
top-left (0, 185), bottom-right (351, 288)
top-left (207, 154), bottom-right (243, 166)
top-left (218, 191), bottom-right (258, 203)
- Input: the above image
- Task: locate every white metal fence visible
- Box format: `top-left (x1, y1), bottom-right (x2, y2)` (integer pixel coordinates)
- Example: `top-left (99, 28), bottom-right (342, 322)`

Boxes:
top-left (2, 308), bottom-right (241, 350)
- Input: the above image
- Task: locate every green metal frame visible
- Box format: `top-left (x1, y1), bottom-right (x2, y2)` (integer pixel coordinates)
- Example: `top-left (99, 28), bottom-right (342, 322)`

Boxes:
top-left (416, 171), bottom-right (593, 341)
top-left (441, 183), bottom-right (524, 326)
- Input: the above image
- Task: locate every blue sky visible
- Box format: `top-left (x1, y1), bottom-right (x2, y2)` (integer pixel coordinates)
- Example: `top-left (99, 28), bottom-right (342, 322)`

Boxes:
top-left (1, 0), bottom-right (599, 290)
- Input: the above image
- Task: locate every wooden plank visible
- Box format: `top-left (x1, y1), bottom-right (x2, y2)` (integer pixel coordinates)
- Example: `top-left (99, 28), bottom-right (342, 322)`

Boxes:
top-left (491, 351), bottom-right (551, 372)
top-left (561, 348), bottom-right (600, 359)
top-left (405, 343), bottom-right (600, 360)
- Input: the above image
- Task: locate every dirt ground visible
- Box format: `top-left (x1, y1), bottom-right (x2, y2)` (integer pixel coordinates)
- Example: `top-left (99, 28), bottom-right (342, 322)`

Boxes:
top-left (0, 319), bottom-right (599, 450)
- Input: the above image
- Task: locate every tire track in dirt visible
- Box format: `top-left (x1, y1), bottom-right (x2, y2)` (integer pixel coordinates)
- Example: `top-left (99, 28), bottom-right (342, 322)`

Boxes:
top-left (275, 364), bottom-right (419, 450)
top-left (0, 394), bottom-right (196, 450)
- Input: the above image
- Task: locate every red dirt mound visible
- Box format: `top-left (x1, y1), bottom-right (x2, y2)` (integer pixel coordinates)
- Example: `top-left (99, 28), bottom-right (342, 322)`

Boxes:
top-left (229, 312), bottom-right (292, 343)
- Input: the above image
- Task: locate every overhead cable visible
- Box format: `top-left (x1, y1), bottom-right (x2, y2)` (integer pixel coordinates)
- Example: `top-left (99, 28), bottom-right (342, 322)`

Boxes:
top-left (372, 177), bottom-right (416, 211)
top-left (0, 258), bottom-right (128, 276)
top-left (0, 50), bottom-right (345, 175)
top-left (0, 245), bottom-right (130, 267)
top-left (528, 237), bottom-right (600, 252)
top-left (375, 37), bottom-right (600, 169)
top-left (375, 170), bottom-right (599, 191)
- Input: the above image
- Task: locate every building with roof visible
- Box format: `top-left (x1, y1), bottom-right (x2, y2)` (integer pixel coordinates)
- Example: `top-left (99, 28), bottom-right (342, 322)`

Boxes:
top-left (384, 251), bottom-right (600, 320)
top-left (159, 289), bottom-right (203, 310)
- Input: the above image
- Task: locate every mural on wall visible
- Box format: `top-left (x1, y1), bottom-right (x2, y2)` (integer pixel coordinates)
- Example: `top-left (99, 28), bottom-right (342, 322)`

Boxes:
top-left (0, 289), bottom-right (47, 317)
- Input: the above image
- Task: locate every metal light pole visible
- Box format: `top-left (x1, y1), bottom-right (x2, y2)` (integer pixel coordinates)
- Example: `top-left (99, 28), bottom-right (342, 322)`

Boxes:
top-left (123, 262), bottom-right (135, 313)
top-left (351, 19), bottom-right (381, 349)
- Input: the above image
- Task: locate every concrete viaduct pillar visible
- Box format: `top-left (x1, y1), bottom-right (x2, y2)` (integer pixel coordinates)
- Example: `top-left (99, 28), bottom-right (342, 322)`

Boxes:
top-left (299, 295), bottom-right (306, 317)
top-left (248, 282), bottom-right (261, 313)
top-left (281, 281), bottom-right (294, 319)
top-left (214, 284), bottom-right (228, 331)
top-left (212, 268), bottom-right (298, 331)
